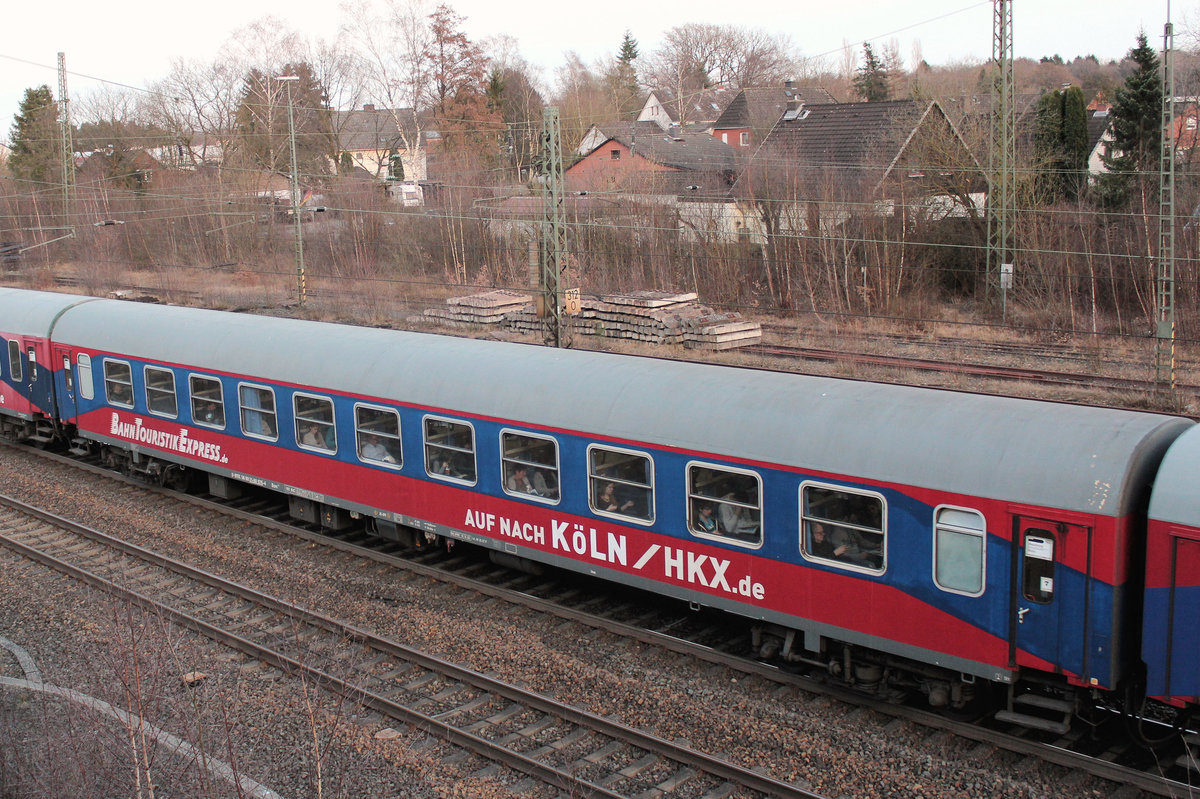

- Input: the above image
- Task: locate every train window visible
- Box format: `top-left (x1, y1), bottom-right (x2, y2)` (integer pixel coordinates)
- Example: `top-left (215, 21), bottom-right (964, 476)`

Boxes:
top-left (1022, 530), bottom-right (1055, 604)
top-left (77, 355), bottom-right (93, 400)
top-left (933, 506), bottom-right (986, 596)
top-left (238, 384), bottom-right (278, 441)
top-left (588, 446), bottom-right (654, 523)
top-left (190, 375), bottom-right (225, 429)
top-left (687, 463), bottom-right (762, 547)
top-left (104, 360), bottom-right (134, 407)
top-left (294, 394), bottom-right (336, 453)
top-left (501, 431), bottom-right (559, 503)
top-left (424, 416), bottom-right (476, 484)
top-left (355, 405), bottom-right (401, 467)
top-left (144, 366), bottom-right (178, 418)
top-left (7, 341), bottom-right (20, 382)
top-left (25, 347), bottom-right (36, 381)
top-left (801, 482), bottom-right (885, 573)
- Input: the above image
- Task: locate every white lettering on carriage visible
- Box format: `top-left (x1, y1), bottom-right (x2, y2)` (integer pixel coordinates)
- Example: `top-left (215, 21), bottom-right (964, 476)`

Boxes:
top-left (109, 413), bottom-right (228, 464)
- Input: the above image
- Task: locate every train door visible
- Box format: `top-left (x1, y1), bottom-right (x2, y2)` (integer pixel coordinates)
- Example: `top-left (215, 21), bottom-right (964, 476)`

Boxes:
top-left (1163, 533), bottom-right (1200, 698)
top-left (8, 335), bottom-right (32, 412)
top-left (25, 342), bottom-right (47, 413)
top-left (4, 338), bottom-right (31, 415)
top-left (1012, 517), bottom-right (1092, 678)
top-left (54, 346), bottom-right (78, 421)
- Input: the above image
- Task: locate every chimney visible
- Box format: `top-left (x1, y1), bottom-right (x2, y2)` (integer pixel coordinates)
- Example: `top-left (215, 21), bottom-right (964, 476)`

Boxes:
top-left (363, 103), bottom-right (375, 112)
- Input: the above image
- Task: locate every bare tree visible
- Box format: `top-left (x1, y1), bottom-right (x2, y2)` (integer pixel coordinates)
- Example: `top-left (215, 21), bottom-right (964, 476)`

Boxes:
top-left (641, 24), bottom-right (801, 120)
top-left (340, 0), bottom-right (432, 179)
top-left (552, 52), bottom-right (611, 148)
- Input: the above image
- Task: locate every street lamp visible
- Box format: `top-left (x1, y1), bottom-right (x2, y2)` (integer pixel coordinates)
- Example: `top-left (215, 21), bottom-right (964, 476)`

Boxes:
top-left (275, 75), bottom-right (305, 307)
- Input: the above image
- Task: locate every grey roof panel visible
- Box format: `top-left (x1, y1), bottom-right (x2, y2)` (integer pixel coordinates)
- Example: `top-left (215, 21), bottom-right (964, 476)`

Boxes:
top-left (0, 288), bottom-right (101, 337)
top-left (31, 289), bottom-right (1192, 518)
top-left (1149, 424), bottom-right (1200, 526)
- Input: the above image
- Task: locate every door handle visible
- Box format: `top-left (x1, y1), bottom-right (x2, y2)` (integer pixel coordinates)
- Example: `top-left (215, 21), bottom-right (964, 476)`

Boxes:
top-left (1018, 607), bottom-right (1031, 624)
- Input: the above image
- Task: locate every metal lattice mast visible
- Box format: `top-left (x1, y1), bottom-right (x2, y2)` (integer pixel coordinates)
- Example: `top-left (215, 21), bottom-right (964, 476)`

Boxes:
top-left (1156, 18), bottom-right (1177, 388)
top-left (279, 76), bottom-right (306, 307)
top-left (540, 107), bottom-right (568, 348)
top-left (57, 52), bottom-right (75, 230)
top-left (986, 0), bottom-right (1016, 311)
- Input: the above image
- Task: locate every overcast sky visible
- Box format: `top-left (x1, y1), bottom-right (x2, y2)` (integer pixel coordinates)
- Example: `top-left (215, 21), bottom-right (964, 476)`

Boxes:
top-left (0, 0), bottom-right (1174, 140)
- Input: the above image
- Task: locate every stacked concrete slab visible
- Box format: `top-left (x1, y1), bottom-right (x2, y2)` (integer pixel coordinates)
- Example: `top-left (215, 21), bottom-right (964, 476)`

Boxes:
top-left (419, 290), bottom-right (761, 351)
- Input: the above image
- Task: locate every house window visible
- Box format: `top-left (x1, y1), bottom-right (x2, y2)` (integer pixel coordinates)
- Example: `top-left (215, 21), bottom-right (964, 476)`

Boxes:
top-left (739, 131), bottom-right (750, 146)
top-left (610, 149), bottom-right (621, 160)
top-left (721, 132), bottom-right (728, 143)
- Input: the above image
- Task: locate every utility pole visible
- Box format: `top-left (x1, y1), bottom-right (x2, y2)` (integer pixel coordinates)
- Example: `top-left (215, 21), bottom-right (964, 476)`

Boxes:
top-left (277, 75), bottom-right (305, 307)
top-left (1156, 13), bottom-right (1177, 389)
top-left (539, 107), bottom-right (569, 347)
top-left (986, 0), bottom-right (1015, 316)
top-left (57, 52), bottom-right (75, 237)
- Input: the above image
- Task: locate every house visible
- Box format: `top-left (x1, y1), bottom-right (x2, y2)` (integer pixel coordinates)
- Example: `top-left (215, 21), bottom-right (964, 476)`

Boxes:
top-left (1087, 95), bottom-right (1200, 181)
top-left (1085, 101), bottom-right (1114, 179)
top-left (576, 121), bottom-right (668, 157)
top-left (711, 82), bottom-right (835, 151)
top-left (332, 104), bottom-right (427, 182)
top-left (148, 132), bottom-right (226, 169)
top-left (637, 87), bottom-right (733, 131)
top-left (734, 99), bottom-right (984, 240)
top-left (76, 148), bottom-right (163, 190)
top-left (566, 122), bottom-right (737, 199)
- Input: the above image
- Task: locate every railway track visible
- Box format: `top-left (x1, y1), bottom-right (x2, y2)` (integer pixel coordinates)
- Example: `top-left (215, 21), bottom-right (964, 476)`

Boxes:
top-left (6, 443), bottom-right (1199, 796)
top-left (0, 490), bottom-right (819, 799)
top-left (743, 342), bottom-right (1197, 396)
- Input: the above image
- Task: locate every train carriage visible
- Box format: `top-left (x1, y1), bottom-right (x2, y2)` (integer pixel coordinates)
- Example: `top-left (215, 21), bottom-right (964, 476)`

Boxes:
top-left (0, 289), bottom-right (99, 441)
top-left (1145, 424), bottom-right (1200, 706)
top-left (3, 286), bottom-right (1196, 722)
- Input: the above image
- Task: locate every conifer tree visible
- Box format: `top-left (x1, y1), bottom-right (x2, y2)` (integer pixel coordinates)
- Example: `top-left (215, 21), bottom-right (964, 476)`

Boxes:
top-left (614, 30), bottom-right (641, 119)
top-left (853, 43), bottom-right (889, 102)
top-left (1034, 84), bottom-right (1088, 200)
top-left (1096, 33), bottom-right (1161, 209)
top-left (8, 85), bottom-right (60, 185)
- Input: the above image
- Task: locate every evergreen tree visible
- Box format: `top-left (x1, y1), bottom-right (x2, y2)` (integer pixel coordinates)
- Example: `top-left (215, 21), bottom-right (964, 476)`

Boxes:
top-left (853, 43), bottom-right (889, 102)
top-left (616, 30), bottom-right (640, 118)
top-left (1096, 33), bottom-right (1161, 208)
top-left (1034, 85), bottom-right (1088, 200)
top-left (234, 63), bottom-right (333, 178)
top-left (8, 85), bottom-right (60, 185)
